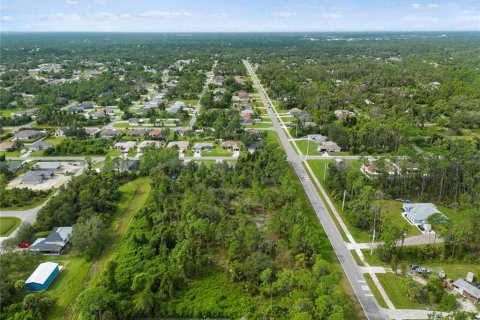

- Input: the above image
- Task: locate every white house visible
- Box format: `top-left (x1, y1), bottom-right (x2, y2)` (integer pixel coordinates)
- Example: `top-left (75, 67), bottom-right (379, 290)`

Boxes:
top-left (403, 203), bottom-right (444, 225)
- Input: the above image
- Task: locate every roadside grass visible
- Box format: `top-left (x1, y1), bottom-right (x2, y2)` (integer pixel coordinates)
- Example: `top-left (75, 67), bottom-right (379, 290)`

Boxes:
top-left (29, 150), bottom-right (45, 156)
top-left (0, 217), bottom-right (21, 236)
top-left (202, 146), bottom-right (233, 157)
top-left (45, 137), bottom-right (66, 145)
top-left (350, 249), bottom-right (365, 266)
top-left (364, 274), bottom-right (388, 308)
top-left (1, 150), bottom-right (22, 157)
top-left (307, 159), bottom-right (371, 242)
top-left (296, 140), bottom-right (322, 155)
top-left (376, 200), bottom-right (421, 237)
top-left (376, 273), bottom-right (425, 309)
top-left (44, 255), bottom-right (93, 320)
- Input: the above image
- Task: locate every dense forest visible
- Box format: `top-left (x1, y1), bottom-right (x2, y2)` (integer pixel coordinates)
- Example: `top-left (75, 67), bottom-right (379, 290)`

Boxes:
top-left (74, 145), bottom-right (350, 319)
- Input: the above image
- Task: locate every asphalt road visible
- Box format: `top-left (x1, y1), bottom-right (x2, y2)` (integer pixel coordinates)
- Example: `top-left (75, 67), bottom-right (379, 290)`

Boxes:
top-left (188, 60), bottom-right (218, 129)
top-left (244, 60), bottom-right (386, 320)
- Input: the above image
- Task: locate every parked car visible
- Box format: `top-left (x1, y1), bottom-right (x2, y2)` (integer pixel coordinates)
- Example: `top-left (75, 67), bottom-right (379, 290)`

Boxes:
top-left (418, 268), bottom-right (431, 274)
top-left (18, 243), bottom-right (30, 249)
top-left (410, 264), bottom-right (419, 270)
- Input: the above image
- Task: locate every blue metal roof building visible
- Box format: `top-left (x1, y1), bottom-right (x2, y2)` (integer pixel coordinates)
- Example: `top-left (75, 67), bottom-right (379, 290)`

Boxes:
top-left (25, 262), bottom-right (60, 291)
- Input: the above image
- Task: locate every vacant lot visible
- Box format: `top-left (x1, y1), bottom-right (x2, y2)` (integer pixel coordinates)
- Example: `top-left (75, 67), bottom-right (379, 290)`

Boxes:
top-left (0, 217), bottom-right (21, 236)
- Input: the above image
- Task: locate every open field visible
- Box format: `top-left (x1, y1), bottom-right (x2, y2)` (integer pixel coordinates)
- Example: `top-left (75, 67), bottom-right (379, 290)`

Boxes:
top-left (376, 273), bottom-right (426, 309)
top-left (0, 217), bottom-right (21, 236)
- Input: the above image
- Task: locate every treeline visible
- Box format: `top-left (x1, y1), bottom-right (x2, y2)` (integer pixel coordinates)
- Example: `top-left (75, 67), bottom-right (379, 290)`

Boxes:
top-left (44, 139), bottom-right (112, 156)
top-left (74, 145), bottom-right (351, 319)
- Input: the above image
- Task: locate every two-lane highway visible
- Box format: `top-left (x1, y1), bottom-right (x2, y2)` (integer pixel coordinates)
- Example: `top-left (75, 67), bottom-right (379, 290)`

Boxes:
top-left (244, 60), bottom-right (386, 320)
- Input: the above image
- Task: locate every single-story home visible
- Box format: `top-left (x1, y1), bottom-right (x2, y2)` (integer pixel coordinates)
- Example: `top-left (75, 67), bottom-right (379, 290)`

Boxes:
top-left (149, 128), bottom-right (164, 137)
top-left (305, 134), bottom-right (327, 143)
top-left (2, 161), bottom-right (24, 173)
top-left (29, 227), bottom-right (73, 255)
top-left (193, 142), bottom-right (214, 152)
top-left (14, 130), bottom-right (40, 141)
top-left (69, 103), bottom-right (93, 113)
top-left (114, 141), bottom-right (136, 152)
top-left (304, 121), bottom-right (317, 128)
top-left (113, 159), bottom-right (140, 172)
top-left (29, 140), bottom-right (52, 152)
top-left (127, 128), bottom-right (147, 137)
top-left (54, 127), bottom-right (67, 137)
top-left (0, 141), bottom-right (15, 152)
top-left (361, 162), bottom-right (379, 175)
top-left (34, 162), bottom-right (62, 171)
top-left (100, 129), bottom-right (120, 139)
top-left (450, 279), bottom-right (480, 304)
top-left (238, 90), bottom-right (250, 102)
top-left (167, 141), bottom-right (189, 152)
top-left (173, 127), bottom-right (185, 136)
top-left (403, 203), bottom-right (444, 225)
top-left (25, 262), bottom-right (60, 291)
top-left (317, 141), bottom-right (342, 153)
top-left (85, 127), bottom-right (100, 136)
top-left (167, 101), bottom-right (185, 114)
top-left (334, 109), bottom-right (355, 120)
top-left (21, 171), bottom-right (54, 184)
top-left (289, 108), bottom-right (302, 116)
top-left (128, 118), bottom-right (144, 126)
top-left (221, 140), bottom-right (241, 151)
top-left (12, 108), bottom-right (38, 118)
top-left (138, 140), bottom-right (162, 149)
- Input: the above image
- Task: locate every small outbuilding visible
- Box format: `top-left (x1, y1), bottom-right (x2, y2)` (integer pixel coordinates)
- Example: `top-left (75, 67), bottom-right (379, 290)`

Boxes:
top-left (25, 262), bottom-right (60, 292)
top-left (450, 279), bottom-right (480, 304)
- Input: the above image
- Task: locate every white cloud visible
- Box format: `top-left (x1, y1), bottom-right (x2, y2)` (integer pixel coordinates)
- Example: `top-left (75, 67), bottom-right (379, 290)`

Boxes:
top-left (38, 13), bottom-right (82, 21)
top-left (66, 0), bottom-right (78, 5)
top-left (94, 0), bottom-right (107, 5)
top-left (411, 3), bottom-right (421, 9)
top-left (138, 11), bottom-right (193, 19)
top-left (1, 15), bottom-right (13, 22)
top-left (119, 13), bottom-right (132, 20)
top-left (271, 11), bottom-right (297, 17)
top-left (427, 3), bottom-right (439, 8)
top-left (404, 16), bottom-right (439, 22)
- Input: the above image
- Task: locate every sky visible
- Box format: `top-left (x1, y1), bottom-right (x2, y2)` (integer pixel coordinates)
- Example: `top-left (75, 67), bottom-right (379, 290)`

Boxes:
top-left (0, 0), bottom-right (479, 32)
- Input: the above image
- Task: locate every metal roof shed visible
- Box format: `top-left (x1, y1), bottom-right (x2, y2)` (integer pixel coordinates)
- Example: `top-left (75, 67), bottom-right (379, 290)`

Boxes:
top-left (25, 262), bottom-right (60, 291)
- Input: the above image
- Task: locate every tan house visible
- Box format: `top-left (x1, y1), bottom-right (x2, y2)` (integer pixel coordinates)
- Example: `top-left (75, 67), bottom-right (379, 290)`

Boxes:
top-left (221, 140), bottom-right (241, 151)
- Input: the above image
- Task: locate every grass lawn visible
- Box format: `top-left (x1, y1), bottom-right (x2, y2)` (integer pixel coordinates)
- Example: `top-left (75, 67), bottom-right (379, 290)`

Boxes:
top-left (45, 137), bottom-right (66, 145)
top-left (0, 217), bottom-right (21, 236)
top-left (422, 263), bottom-right (480, 281)
top-left (1, 150), bottom-right (22, 157)
top-left (307, 159), bottom-right (372, 242)
top-left (242, 122), bottom-right (273, 129)
top-left (296, 139), bottom-right (322, 155)
top-left (43, 255), bottom-right (93, 320)
top-left (350, 249), bottom-right (365, 266)
top-left (106, 149), bottom-right (121, 157)
top-left (376, 273), bottom-right (425, 309)
top-left (202, 146), bottom-right (233, 157)
top-left (364, 274), bottom-right (388, 308)
top-left (265, 130), bottom-right (279, 146)
top-left (376, 200), bottom-right (421, 237)
top-left (29, 150), bottom-right (45, 156)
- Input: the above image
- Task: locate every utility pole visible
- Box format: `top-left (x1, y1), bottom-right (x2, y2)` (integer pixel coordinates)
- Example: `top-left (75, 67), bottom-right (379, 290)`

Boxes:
top-left (307, 135), bottom-right (310, 157)
top-left (323, 161), bottom-right (327, 181)
top-left (371, 208), bottom-right (378, 256)
top-left (342, 189), bottom-right (347, 211)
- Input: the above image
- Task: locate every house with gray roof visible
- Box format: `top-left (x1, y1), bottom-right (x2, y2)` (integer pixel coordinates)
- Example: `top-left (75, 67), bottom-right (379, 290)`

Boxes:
top-left (21, 171), bottom-right (54, 184)
top-left (450, 279), bottom-right (480, 304)
top-left (192, 142), bottom-right (214, 152)
top-left (14, 130), bottom-right (40, 141)
top-left (34, 162), bottom-right (62, 171)
top-left (403, 203), bottom-right (444, 225)
top-left (29, 227), bottom-right (73, 255)
top-left (29, 140), bottom-right (52, 152)
top-left (167, 101), bottom-right (185, 114)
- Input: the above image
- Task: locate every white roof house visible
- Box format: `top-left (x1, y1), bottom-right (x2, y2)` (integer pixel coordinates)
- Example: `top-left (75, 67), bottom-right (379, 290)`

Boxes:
top-left (403, 203), bottom-right (443, 225)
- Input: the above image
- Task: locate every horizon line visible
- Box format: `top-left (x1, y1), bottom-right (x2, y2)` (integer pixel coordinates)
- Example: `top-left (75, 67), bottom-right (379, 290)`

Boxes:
top-left (1, 30), bottom-right (479, 33)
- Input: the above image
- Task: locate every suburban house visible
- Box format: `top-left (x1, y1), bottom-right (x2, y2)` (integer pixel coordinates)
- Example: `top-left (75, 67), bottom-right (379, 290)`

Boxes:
top-left (127, 128), bottom-right (147, 137)
top-left (21, 171), bottom-right (54, 184)
top-left (149, 128), bottom-right (165, 138)
top-left (305, 134), bottom-right (327, 143)
top-left (25, 262), bottom-right (60, 292)
top-left (238, 90), bottom-right (250, 102)
top-left (2, 161), bottom-right (24, 173)
top-left (167, 101), bottom-right (185, 114)
top-left (12, 108), bottom-right (38, 118)
top-left (334, 109), bottom-right (355, 120)
top-left (138, 140), bottom-right (162, 149)
top-left (403, 203), bottom-right (444, 225)
top-left (114, 141), bottom-right (136, 152)
top-left (449, 279), bottom-right (480, 304)
top-left (69, 103), bottom-right (93, 113)
top-left (289, 108), bottom-right (302, 116)
top-left (318, 141), bottom-right (342, 153)
top-left (193, 142), bottom-right (214, 152)
top-left (213, 87), bottom-right (226, 94)
top-left (85, 127), bottom-right (100, 136)
top-left (100, 129), bottom-right (120, 139)
top-left (215, 75), bottom-right (225, 85)
top-left (361, 161), bottom-right (380, 175)
top-left (113, 159), bottom-right (140, 172)
top-left (235, 76), bottom-right (245, 84)
top-left (0, 141), bottom-right (15, 152)
top-left (14, 130), bottom-right (40, 141)
top-left (34, 162), bottom-right (62, 171)
top-left (29, 227), bottom-right (73, 254)
top-left (167, 141), bottom-right (189, 152)
top-left (128, 118), bottom-right (144, 126)
top-left (221, 140), bottom-right (241, 151)
top-left (54, 127), bottom-right (67, 137)
top-left (29, 140), bottom-right (52, 152)
top-left (304, 121), bottom-right (317, 128)
top-left (173, 127), bottom-right (185, 136)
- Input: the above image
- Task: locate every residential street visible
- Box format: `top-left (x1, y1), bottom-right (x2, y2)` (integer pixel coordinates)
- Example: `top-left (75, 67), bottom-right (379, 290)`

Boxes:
top-left (188, 60), bottom-right (218, 129)
top-left (244, 60), bottom-right (387, 320)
